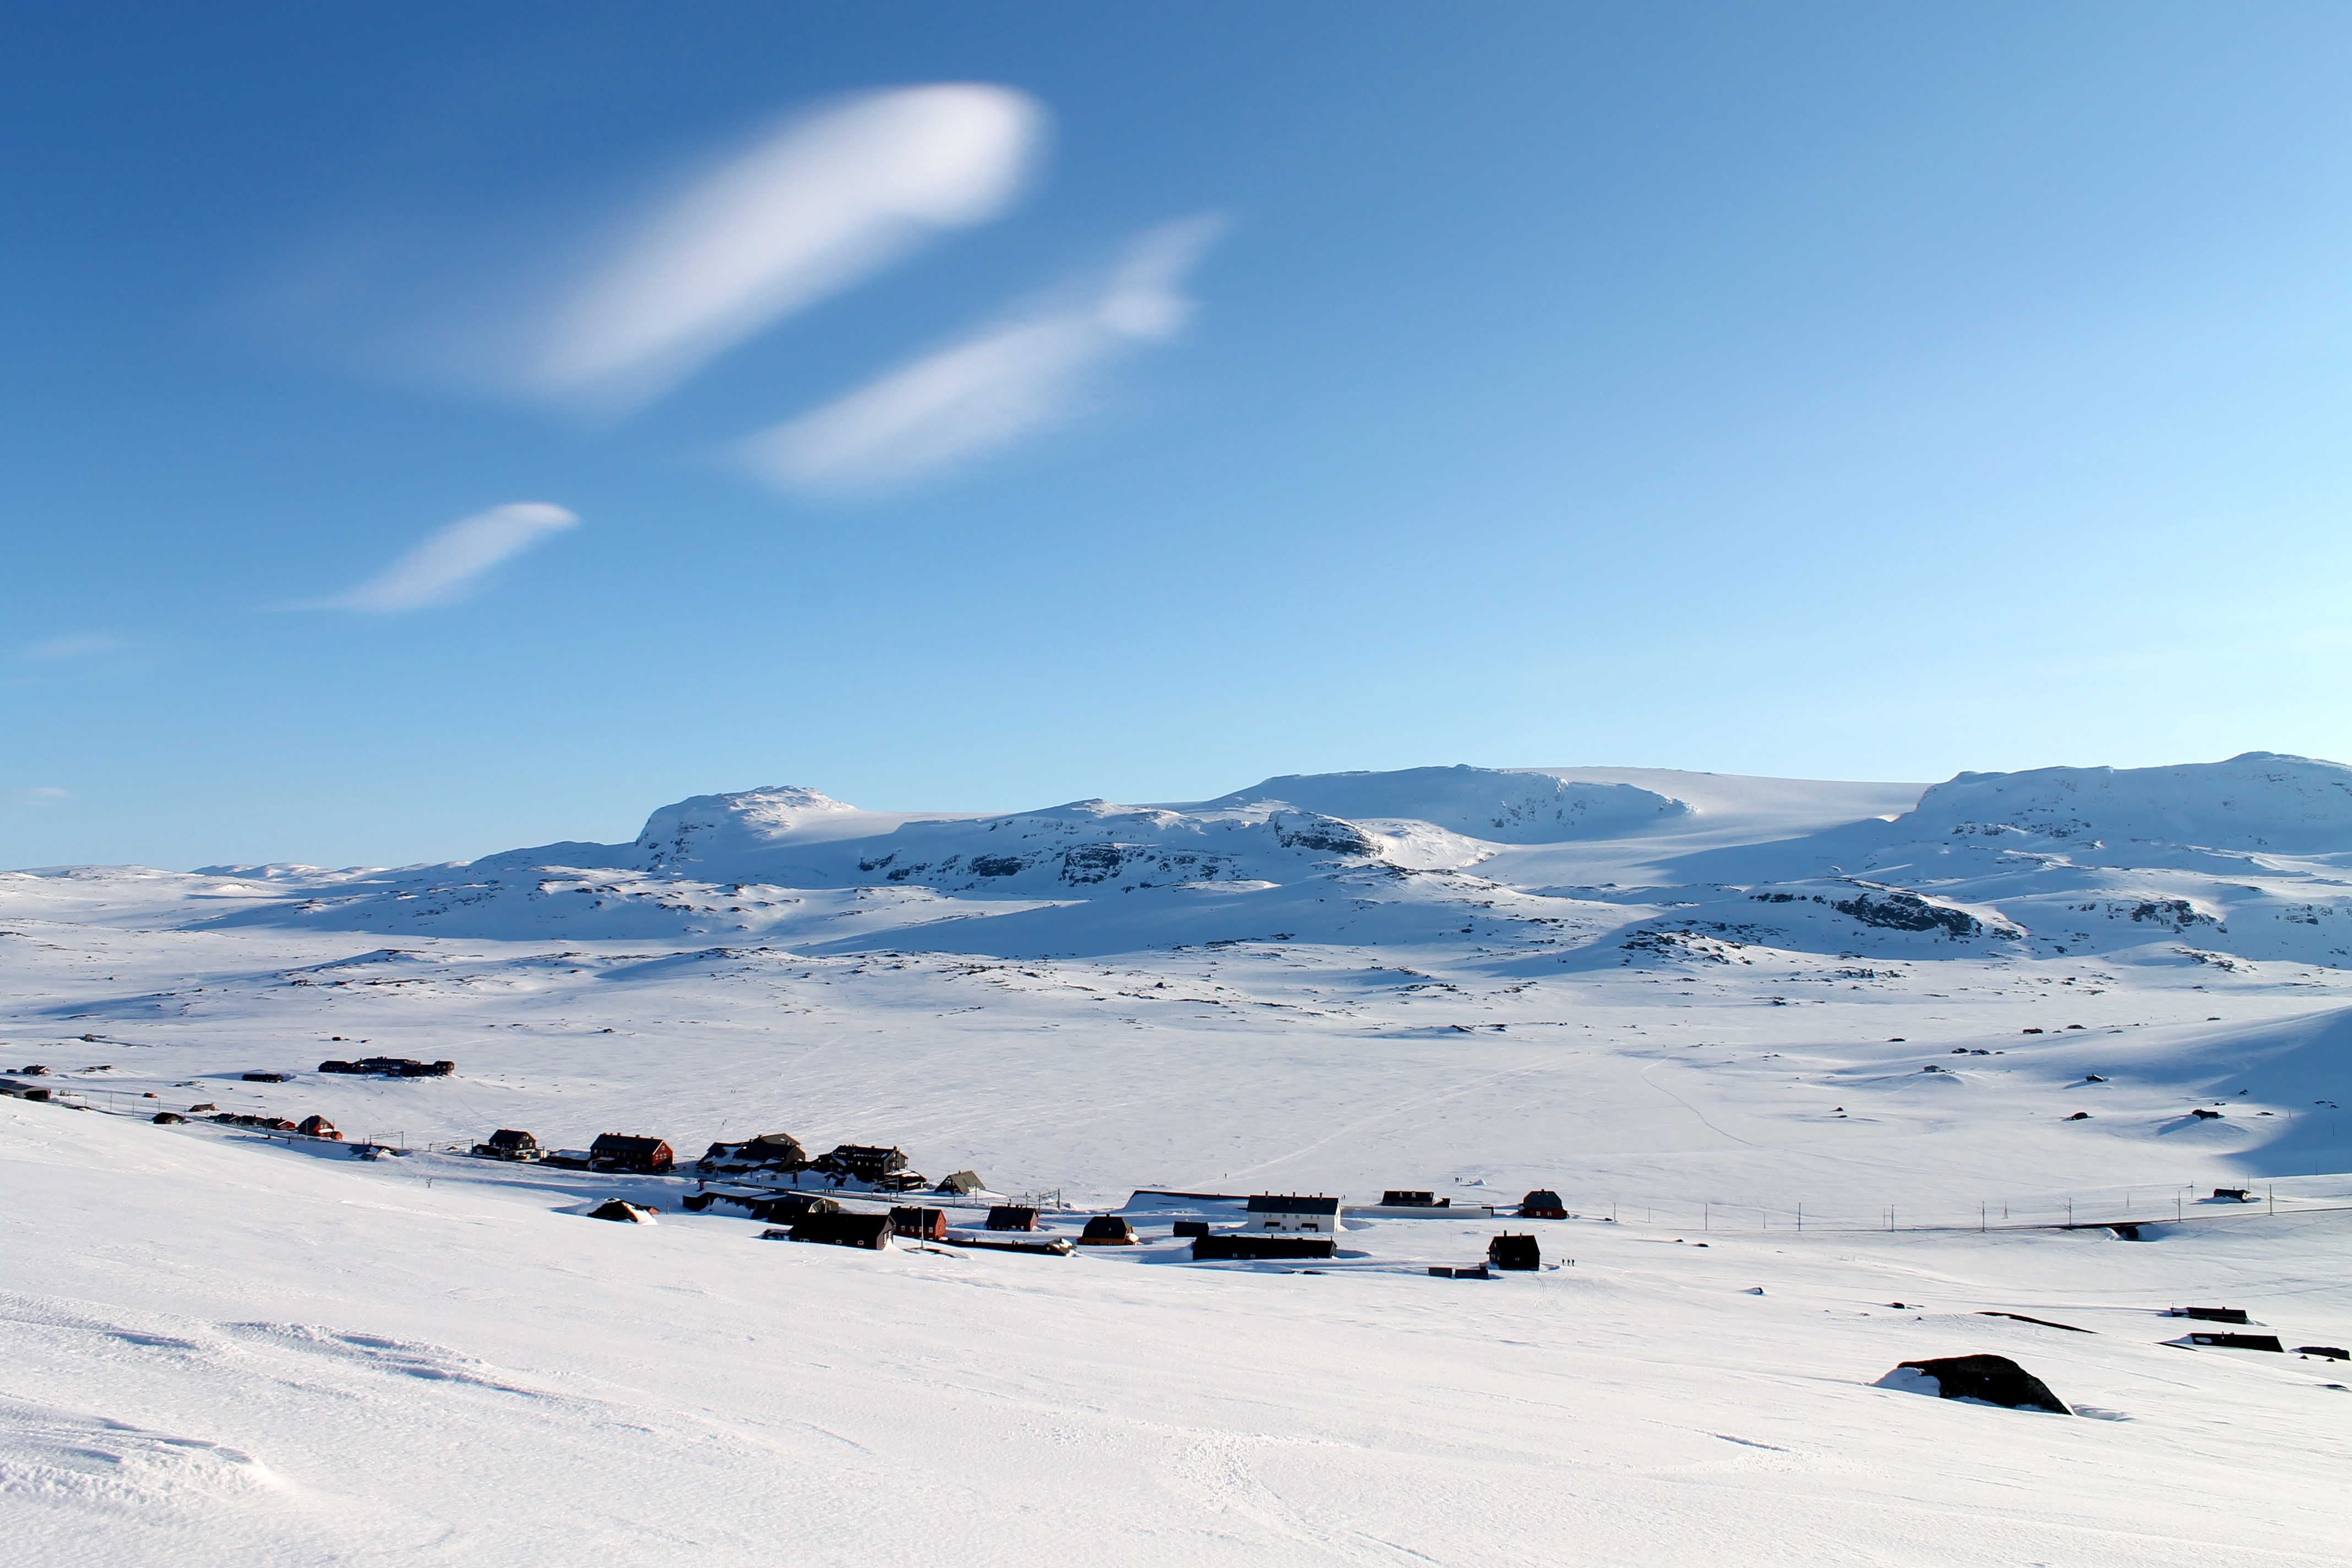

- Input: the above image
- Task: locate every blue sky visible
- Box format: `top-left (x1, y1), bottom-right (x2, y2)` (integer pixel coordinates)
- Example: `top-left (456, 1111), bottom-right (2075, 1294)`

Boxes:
top-left (7, 3), bottom-right (2352, 868)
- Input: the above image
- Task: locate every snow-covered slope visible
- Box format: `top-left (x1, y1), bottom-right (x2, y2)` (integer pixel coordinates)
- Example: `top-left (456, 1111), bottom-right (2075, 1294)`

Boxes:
top-left (9, 752), bottom-right (2351, 1189)
top-left (154, 756), bottom-right (2351, 976)
top-left (1193, 764), bottom-right (1693, 843)
top-left (10, 754), bottom-right (2352, 1565)
top-left (1913, 752), bottom-right (2352, 855)
top-left (1644, 753), bottom-right (2352, 968)
top-left (9, 1094), bottom-right (2352, 1567)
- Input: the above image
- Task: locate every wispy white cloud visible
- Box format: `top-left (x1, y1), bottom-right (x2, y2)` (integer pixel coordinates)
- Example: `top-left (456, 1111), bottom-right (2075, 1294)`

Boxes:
top-left (740, 215), bottom-right (1224, 494)
top-left (533, 84), bottom-right (1044, 411)
top-left (18, 634), bottom-right (131, 662)
top-left (12, 786), bottom-right (69, 805)
top-left (307, 503), bottom-right (579, 612)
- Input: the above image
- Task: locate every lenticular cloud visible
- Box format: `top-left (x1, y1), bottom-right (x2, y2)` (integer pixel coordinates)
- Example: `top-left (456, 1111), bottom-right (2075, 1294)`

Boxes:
top-left (314, 503), bottom-right (579, 613)
top-left (742, 214), bottom-right (1224, 494)
top-left (534, 84), bottom-right (1044, 410)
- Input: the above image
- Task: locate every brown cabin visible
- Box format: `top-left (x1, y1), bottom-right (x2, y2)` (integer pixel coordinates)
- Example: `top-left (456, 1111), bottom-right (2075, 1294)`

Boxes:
top-left (891, 1206), bottom-right (948, 1240)
top-left (696, 1131), bottom-right (808, 1175)
top-left (986, 1205), bottom-right (1039, 1232)
top-left (1079, 1215), bottom-right (1139, 1246)
top-left (297, 1114), bottom-right (341, 1140)
top-left (589, 1134), bottom-right (674, 1174)
top-left (813, 1144), bottom-right (910, 1184)
top-left (1519, 1190), bottom-right (1567, 1218)
top-left (473, 1129), bottom-right (540, 1161)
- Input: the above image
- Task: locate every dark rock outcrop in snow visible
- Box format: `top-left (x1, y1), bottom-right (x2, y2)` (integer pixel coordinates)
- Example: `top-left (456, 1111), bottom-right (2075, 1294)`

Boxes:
top-left (1832, 889), bottom-right (2019, 941)
top-left (1876, 1354), bottom-right (2071, 1413)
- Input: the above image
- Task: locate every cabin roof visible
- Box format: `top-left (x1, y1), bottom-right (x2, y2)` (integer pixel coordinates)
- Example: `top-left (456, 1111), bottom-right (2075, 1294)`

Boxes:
top-left (1245, 1194), bottom-right (1342, 1215)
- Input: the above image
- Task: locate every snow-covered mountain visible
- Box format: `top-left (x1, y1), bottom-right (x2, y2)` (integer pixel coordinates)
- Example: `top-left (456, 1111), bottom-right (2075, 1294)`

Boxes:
top-left (1193, 764), bottom-right (1693, 843)
top-left (178, 754), bottom-right (2352, 968)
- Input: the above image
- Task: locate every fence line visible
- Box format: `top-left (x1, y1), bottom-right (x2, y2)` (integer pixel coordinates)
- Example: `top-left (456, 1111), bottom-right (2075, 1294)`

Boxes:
top-left (1525, 1174), bottom-right (2352, 1235)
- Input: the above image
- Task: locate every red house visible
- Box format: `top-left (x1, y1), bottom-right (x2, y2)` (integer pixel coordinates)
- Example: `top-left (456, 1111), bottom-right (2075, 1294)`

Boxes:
top-left (589, 1134), bottom-right (674, 1174)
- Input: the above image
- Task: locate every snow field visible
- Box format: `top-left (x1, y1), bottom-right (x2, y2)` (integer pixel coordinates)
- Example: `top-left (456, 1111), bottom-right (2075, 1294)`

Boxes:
top-left (7, 1097), bottom-right (2352, 1567)
top-left (8, 755), bottom-right (2352, 1563)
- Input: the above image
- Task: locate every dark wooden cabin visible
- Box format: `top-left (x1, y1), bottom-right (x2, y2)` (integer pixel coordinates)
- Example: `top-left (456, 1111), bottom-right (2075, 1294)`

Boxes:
top-left (472, 1129), bottom-right (540, 1161)
top-left (1079, 1215), bottom-right (1139, 1246)
top-left (785, 1212), bottom-right (895, 1250)
top-left (813, 1144), bottom-right (910, 1183)
top-left (1487, 1234), bottom-right (1541, 1271)
top-left (891, 1206), bottom-right (948, 1240)
top-left (589, 1134), bottom-right (674, 1174)
top-left (696, 1131), bottom-right (808, 1175)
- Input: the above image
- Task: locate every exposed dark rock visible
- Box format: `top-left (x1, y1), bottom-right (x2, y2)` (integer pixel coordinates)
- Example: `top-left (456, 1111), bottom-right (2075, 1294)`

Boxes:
top-left (1270, 812), bottom-right (1380, 857)
top-left (1060, 843), bottom-right (1130, 884)
top-left (1881, 1354), bottom-right (2071, 1413)
top-left (1833, 890), bottom-right (2015, 940)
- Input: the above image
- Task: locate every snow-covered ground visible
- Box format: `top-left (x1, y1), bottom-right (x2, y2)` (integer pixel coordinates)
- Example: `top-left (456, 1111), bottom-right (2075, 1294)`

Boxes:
top-left (7, 755), bottom-right (2351, 1564)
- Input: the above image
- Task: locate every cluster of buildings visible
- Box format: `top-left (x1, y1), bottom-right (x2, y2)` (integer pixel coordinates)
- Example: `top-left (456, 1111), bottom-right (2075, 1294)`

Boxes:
top-left (77, 1074), bottom-right (1571, 1276)
top-left (468, 1125), bottom-right (974, 1195)
top-left (460, 1120), bottom-right (1556, 1269)
top-left (318, 1055), bottom-right (455, 1077)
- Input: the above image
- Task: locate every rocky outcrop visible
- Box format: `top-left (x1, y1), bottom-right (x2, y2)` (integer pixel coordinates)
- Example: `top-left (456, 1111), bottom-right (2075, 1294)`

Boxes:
top-left (1833, 889), bottom-right (2017, 940)
top-left (1875, 1354), bottom-right (2070, 1413)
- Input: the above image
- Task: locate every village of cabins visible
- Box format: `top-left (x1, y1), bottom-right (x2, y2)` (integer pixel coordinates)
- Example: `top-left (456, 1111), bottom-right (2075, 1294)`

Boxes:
top-left (77, 1050), bottom-right (1562, 1274)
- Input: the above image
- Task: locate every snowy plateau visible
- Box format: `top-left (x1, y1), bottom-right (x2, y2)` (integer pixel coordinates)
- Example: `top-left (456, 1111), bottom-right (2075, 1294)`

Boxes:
top-left (6, 754), bottom-right (2352, 1566)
